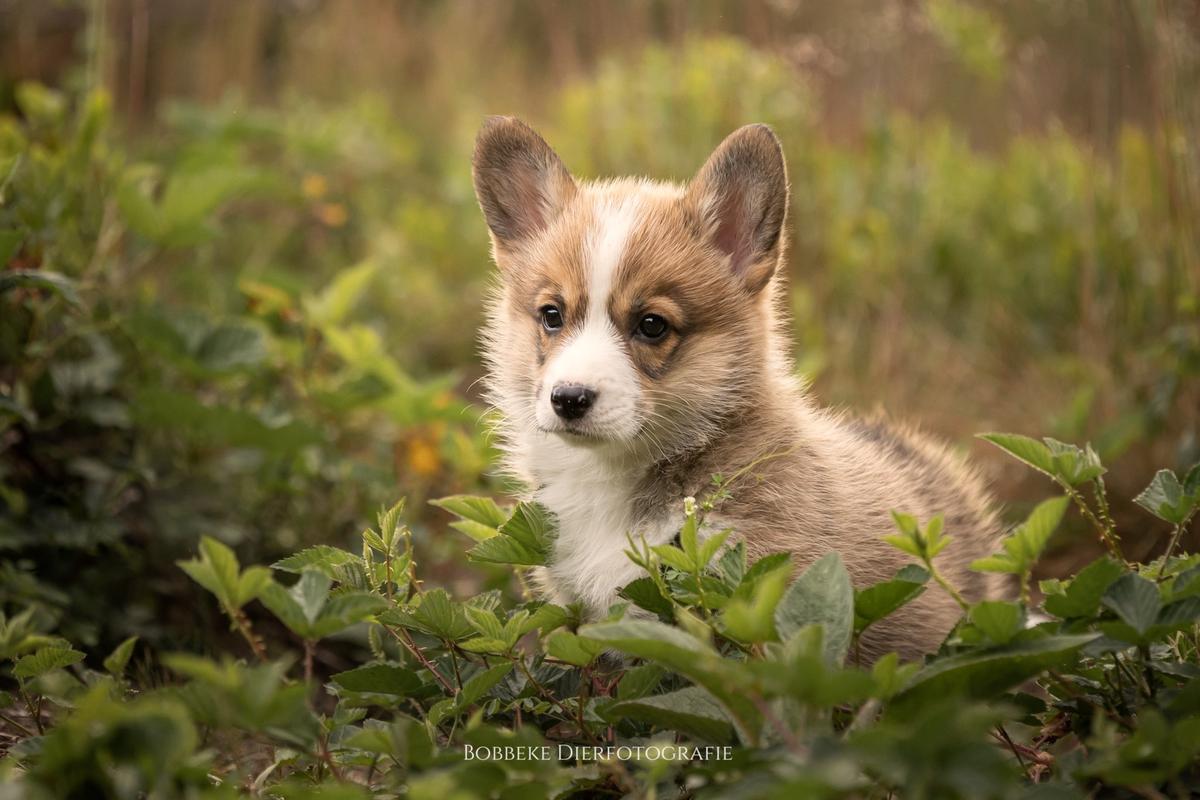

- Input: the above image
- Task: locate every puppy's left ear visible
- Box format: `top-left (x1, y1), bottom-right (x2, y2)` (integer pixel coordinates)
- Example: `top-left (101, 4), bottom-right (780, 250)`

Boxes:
top-left (687, 124), bottom-right (788, 293)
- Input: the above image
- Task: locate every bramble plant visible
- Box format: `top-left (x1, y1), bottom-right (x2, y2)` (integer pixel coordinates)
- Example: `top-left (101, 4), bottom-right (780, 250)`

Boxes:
top-left (2, 437), bottom-right (1199, 798)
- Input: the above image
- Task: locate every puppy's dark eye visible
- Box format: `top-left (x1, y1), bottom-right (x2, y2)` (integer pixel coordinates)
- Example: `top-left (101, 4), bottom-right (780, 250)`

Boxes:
top-left (539, 305), bottom-right (563, 332)
top-left (636, 314), bottom-right (669, 340)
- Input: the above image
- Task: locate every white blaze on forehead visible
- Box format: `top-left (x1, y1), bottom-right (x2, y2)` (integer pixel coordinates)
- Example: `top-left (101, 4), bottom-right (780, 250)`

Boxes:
top-left (536, 194), bottom-right (643, 440)
top-left (585, 195), bottom-right (641, 327)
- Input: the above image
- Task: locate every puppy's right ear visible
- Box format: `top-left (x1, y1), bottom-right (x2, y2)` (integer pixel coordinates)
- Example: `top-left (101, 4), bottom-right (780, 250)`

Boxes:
top-left (473, 116), bottom-right (576, 248)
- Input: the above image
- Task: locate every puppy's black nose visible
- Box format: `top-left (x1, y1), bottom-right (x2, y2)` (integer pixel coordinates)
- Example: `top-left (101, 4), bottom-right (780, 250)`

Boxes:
top-left (550, 384), bottom-right (596, 420)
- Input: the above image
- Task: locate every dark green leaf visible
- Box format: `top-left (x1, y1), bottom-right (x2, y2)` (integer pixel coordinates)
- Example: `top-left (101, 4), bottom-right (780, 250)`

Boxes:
top-left (775, 553), bottom-right (854, 664)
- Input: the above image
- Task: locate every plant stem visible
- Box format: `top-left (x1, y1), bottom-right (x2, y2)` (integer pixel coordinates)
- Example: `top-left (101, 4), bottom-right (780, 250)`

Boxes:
top-left (0, 710), bottom-right (35, 738)
top-left (1157, 509), bottom-right (1195, 581)
top-left (929, 562), bottom-right (970, 612)
top-left (231, 607), bottom-right (269, 663)
top-left (303, 639), bottom-right (316, 685)
top-left (1062, 483), bottom-right (1124, 562)
top-left (387, 625), bottom-right (456, 694)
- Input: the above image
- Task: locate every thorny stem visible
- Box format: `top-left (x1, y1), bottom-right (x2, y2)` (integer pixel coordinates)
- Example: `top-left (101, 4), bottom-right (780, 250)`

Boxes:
top-left (231, 607), bottom-right (269, 663)
top-left (317, 736), bottom-right (344, 781)
top-left (516, 656), bottom-right (602, 745)
top-left (1157, 509), bottom-right (1196, 581)
top-left (387, 625), bottom-right (457, 695)
top-left (748, 693), bottom-right (799, 754)
top-left (993, 725), bottom-right (1027, 772)
top-left (1062, 482), bottom-right (1125, 563)
top-left (928, 561), bottom-right (970, 612)
top-left (18, 689), bottom-right (44, 735)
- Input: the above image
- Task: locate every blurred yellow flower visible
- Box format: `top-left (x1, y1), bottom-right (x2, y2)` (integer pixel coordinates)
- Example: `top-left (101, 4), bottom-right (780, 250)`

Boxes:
top-left (316, 202), bottom-right (348, 227)
top-left (401, 427), bottom-right (443, 480)
top-left (301, 173), bottom-right (327, 199)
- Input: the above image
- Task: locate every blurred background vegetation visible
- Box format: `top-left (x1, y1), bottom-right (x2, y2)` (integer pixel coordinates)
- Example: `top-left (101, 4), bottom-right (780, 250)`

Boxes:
top-left (1, 0), bottom-right (1197, 657)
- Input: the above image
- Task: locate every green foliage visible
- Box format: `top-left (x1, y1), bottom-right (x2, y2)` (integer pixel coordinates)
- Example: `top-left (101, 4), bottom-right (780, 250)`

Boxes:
top-left (7, 436), bottom-right (1200, 796)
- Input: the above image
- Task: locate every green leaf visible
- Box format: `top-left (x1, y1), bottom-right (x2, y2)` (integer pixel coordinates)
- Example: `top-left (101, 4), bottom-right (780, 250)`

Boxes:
top-left (385, 589), bottom-right (474, 642)
top-left (720, 562), bottom-right (789, 643)
top-left (13, 645), bottom-right (85, 680)
top-left (272, 545), bottom-right (359, 578)
top-left (136, 387), bottom-right (321, 454)
top-left (854, 565), bottom-right (930, 633)
top-left (193, 321), bottom-right (267, 373)
top-left (604, 686), bottom-right (734, 744)
top-left (464, 604), bottom-right (505, 641)
top-left (1042, 557), bottom-right (1125, 619)
top-left (1135, 469), bottom-right (1197, 525)
top-left (617, 664), bottom-right (665, 700)
top-left (774, 553), bottom-right (854, 664)
top-left (103, 636), bottom-right (138, 678)
top-left (1102, 573), bottom-right (1163, 636)
top-left (979, 433), bottom-right (1056, 477)
top-left (332, 663), bottom-right (422, 695)
top-left (579, 620), bottom-right (761, 743)
top-left (889, 634), bottom-right (1099, 716)
top-left (618, 577), bottom-right (673, 618)
top-left (971, 496), bottom-right (1068, 579)
top-left (303, 260), bottom-right (379, 328)
top-left (468, 502), bottom-right (554, 566)
top-left (968, 601), bottom-right (1025, 645)
top-left (651, 543), bottom-right (695, 572)
top-left (292, 571), bottom-right (331, 624)
top-left (457, 663), bottom-right (514, 708)
top-left (430, 495), bottom-right (510, 529)
top-left (179, 536), bottom-right (241, 612)
top-left (1043, 438), bottom-right (1106, 486)
top-left (1009, 496), bottom-right (1070, 563)
top-left (545, 630), bottom-right (605, 666)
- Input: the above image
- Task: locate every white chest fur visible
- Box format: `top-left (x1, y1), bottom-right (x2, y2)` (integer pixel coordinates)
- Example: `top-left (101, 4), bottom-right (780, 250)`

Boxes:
top-left (529, 442), bottom-right (678, 617)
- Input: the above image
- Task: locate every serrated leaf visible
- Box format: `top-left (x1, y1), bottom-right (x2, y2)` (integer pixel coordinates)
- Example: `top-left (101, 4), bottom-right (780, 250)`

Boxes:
top-left (889, 634), bottom-right (1098, 716)
top-left (13, 646), bottom-right (85, 679)
top-left (979, 433), bottom-right (1056, 477)
top-left (272, 545), bottom-right (360, 578)
top-left (579, 620), bottom-right (760, 744)
top-left (651, 544), bottom-right (695, 572)
top-left (720, 562), bottom-right (789, 643)
top-left (449, 519), bottom-right (501, 542)
top-left (303, 260), bottom-right (378, 327)
top-left (545, 630), bottom-right (605, 666)
top-left (467, 502), bottom-right (554, 566)
top-left (854, 565), bottom-right (930, 633)
top-left (1042, 557), bottom-right (1125, 619)
top-left (774, 553), bottom-right (854, 664)
top-left (1102, 573), bottom-right (1163, 636)
top-left (332, 663), bottom-right (422, 695)
top-left (617, 664), bottom-right (665, 700)
top-left (969, 601), bottom-right (1025, 645)
top-left (430, 495), bottom-right (510, 529)
top-left (464, 604), bottom-right (505, 640)
top-left (1135, 469), bottom-right (1195, 525)
top-left (457, 663), bottom-right (514, 708)
top-left (618, 577), bottom-right (673, 618)
top-left (103, 636), bottom-right (138, 677)
top-left (604, 686), bottom-right (734, 744)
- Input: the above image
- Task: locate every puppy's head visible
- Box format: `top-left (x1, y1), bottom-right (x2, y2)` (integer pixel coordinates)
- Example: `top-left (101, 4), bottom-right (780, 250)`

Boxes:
top-left (474, 117), bottom-right (789, 460)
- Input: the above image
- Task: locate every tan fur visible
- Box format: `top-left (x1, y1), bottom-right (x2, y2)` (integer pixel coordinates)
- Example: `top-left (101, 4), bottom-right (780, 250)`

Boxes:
top-left (472, 117), bottom-right (1007, 661)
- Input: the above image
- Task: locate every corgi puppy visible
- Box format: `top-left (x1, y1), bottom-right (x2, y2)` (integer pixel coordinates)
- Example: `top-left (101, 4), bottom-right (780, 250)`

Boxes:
top-left (472, 116), bottom-right (1004, 659)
